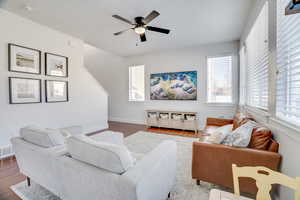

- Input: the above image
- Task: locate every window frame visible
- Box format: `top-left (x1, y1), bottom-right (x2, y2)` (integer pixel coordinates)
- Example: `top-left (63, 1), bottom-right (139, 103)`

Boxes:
top-left (128, 65), bottom-right (145, 102)
top-left (206, 54), bottom-right (235, 105)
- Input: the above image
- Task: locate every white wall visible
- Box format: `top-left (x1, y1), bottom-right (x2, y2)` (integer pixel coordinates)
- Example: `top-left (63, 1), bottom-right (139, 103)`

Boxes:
top-left (92, 41), bottom-right (239, 129)
top-left (83, 43), bottom-right (125, 121)
top-left (0, 9), bottom-right (108, 148)
top-left (240, 1), bottom-right (300, 199)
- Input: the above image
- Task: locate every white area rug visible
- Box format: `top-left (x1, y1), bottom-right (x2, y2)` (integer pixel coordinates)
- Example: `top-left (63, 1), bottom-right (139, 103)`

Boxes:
top-left (11, 131), bottom-right (211, 200)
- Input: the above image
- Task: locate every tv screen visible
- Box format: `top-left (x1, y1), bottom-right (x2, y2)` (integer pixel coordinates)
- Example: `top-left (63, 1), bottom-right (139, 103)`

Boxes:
top-left (150, 71), bottom-right (197, 100)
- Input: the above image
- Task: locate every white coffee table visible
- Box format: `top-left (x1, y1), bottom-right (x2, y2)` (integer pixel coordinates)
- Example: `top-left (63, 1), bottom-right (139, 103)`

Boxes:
top-left (209, 189), bottom-right (253, 200)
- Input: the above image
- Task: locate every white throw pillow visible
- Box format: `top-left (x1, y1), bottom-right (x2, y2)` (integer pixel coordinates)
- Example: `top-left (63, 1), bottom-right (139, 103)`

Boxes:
top-left (20, 126), bottom-right (65, 148)
top-left (222, 121), bottom-right (257, 147)
top-left (67, 135), bottom-right (135, 174)
top-left (208, 124), bottom-right (233, 144)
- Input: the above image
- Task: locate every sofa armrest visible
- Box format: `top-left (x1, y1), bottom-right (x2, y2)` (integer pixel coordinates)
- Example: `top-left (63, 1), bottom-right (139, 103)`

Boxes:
top-left (192, 142), bottom-right (281, 194)
top-left (206, 118), bottom-right (234, 126)
top-left (121, 140), bottom-right (177, 200)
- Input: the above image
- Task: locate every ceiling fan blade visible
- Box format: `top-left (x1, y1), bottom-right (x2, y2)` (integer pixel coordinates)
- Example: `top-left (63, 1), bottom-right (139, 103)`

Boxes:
top-left (143, 10), bottom-right (160, 24)
top-left (112, 15), bottom-right (134, 25)
top-left (140, 33), bottom-right (147, 42)
top-left (146, 26), bottom-right (170, 34)
top-left (113, 28), bottom-right (132, 36)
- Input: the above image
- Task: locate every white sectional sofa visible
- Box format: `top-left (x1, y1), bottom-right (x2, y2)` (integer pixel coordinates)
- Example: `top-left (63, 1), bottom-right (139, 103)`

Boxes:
top-left (11, 127), bottom-right (177, 200)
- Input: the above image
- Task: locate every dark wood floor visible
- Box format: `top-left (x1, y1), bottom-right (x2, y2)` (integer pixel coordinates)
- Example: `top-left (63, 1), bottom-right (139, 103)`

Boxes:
top-left (0, 121), bottom-right (147, 200)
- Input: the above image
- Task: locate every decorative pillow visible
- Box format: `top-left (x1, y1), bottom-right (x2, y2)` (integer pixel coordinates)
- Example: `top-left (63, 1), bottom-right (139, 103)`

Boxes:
top-left (222, 121), bottom-right (257, 147)
top-left (208, 124), bottom-right (233, 144)
top-left (20, 126), bottom-right (65, 148)
top-left (249, 126), bottom-right (273, 150)
top-left (66, 135), bottom-right (135, 174)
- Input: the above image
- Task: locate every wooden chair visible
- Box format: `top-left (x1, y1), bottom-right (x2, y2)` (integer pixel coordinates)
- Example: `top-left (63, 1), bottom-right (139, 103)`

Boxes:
top-left (232, 164), bottom-right (300, 200)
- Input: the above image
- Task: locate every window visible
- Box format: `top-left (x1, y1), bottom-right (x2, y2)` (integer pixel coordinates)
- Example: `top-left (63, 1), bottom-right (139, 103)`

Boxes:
top-left (276, 0), bottom-right (300, 125)
top-left (207, 56), bottom-right (233, 103)
top-left (129, 65), bottom-right (145, 101)
top-left (245, 2), bottom-right (269, 110)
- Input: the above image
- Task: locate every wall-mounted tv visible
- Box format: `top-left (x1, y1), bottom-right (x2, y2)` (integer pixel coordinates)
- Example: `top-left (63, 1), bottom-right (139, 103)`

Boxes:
top-left (150, 71), bottom-right (197, 100)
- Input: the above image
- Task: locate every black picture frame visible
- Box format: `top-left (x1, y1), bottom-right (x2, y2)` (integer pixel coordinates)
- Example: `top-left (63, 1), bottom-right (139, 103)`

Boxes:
top-left (8, 43), bottom-right (42, 75)
top-left (45, 80), bottom-right (69, 103)
top-left (9, 77), bottom-right (42, 104)
top-left (45, 52), bottom-right (69, 77)
top-left (294, 0), bottom-right (300, 5)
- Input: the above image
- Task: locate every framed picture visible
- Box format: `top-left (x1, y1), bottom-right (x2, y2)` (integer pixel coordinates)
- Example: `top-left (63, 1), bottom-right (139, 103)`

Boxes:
top-left (9, 77), bottom-right (42, 104)
top-left (8, 44), bottom-right (41, 74)
top-left (150, 71), bottom-right (197, 100)
top-left (45, 80), bottom-right (69, 103)
top-left (286, 0), bottom-right (300, 15)
top-left (45, 53), bottom-right (68, 77)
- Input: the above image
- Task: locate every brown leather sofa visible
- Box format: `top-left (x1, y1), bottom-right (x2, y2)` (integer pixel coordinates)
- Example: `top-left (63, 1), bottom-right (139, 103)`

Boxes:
top-left (192, 113), bottom-right (281, 195)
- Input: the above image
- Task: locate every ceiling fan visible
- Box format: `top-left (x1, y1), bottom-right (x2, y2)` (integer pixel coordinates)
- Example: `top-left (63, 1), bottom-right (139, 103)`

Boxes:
top-left (112, 10), bottom-right (170, 42)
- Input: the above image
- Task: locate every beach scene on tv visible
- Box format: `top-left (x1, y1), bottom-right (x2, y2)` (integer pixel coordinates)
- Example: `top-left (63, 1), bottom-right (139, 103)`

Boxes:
top-left (150, 71), bottom-right (197, 100)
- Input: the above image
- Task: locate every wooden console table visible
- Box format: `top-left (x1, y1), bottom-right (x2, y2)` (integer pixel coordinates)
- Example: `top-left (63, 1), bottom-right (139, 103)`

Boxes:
top-left (145, 110), bottom-right (198, 133)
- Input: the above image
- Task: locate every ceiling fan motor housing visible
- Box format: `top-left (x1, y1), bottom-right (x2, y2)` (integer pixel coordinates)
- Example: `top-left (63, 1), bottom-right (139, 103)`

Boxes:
top-left (134, 17), bottom-right (145, 25)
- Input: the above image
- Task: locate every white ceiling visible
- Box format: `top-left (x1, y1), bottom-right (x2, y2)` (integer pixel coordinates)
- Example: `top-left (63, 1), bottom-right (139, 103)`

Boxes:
top-left (1, 0), bottom-right (255, 56)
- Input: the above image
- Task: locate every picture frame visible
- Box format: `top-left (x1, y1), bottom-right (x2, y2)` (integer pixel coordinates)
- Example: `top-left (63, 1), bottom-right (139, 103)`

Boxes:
top-left (286, 0), bottom-right (300, 15)
top-left (150, 71), bottom-right (197, 100)
top-left (8, 44), bottom-right (41, 74)
top-left (9, 77), bottom-right (42, 104)
top-left (45, 80), bottom-right (69, 103)
top-left (45, 53), bottom-right (68, 77)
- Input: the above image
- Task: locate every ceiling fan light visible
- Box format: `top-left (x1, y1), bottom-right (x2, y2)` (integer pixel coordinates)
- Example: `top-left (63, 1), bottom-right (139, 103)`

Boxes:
top-left (134, 26), bottom-right (146, 34)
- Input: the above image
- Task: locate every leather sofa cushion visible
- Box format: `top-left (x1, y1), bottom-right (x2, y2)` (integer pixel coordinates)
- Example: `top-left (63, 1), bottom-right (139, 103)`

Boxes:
top-left (249, 126), bottom-right (273, 151)
top-left (67, 135), bottom-right (135, 174)
top-left (268, 139), bottom-right (279, 152)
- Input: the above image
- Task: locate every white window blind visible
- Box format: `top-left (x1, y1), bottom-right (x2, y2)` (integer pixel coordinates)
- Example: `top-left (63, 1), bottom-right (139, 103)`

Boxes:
top-left (129, 65), bottom-right (145, 101)
top-left (239, 46), bottom-right (246, 105)
top-left (276, 0), bottom-right (300, 125)
top-left (207, 56), bottom-right (233, 103)
top-left (245, 2), bottom-right (269, 110)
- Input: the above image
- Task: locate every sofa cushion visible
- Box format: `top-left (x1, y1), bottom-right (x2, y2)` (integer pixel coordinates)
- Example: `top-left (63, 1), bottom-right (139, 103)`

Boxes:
top-left (204, 126), bottom-right (220, 135)
top-left (205, 124), bottom-right (233, 144)
top-left (268, 139), bottom-right (279, 152)
top-left (249, 126), bottom-right (273, 151)
top-left (66, 135), bottom-right (135, 174)
top-left (20, 126), bottom-right (65, 148)
top-left (232, 113), bottom-right (255, 131)
top-left (223, 121), bottom-right (257, 147)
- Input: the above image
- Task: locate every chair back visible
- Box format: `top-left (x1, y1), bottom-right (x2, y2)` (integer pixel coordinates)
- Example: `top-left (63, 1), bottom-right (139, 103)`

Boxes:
top-left (232, 164), bottom-right (300, 200)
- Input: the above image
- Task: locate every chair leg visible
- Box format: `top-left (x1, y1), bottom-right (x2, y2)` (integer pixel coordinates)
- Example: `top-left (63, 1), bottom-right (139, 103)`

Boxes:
top-left (196, 179), bottom-right (201, 185)
top-left (27, 177), bottom-right (31, 187)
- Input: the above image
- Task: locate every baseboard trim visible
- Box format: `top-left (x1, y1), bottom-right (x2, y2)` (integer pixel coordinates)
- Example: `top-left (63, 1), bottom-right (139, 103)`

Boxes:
top-left (109, 117), bottom-right (145, 125)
